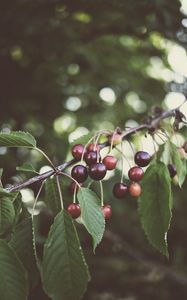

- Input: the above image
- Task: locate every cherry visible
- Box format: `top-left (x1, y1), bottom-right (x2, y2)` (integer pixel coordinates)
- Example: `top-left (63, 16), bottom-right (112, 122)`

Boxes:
top-left (69, 182), bottom-right (82, 194)
top-left (129, 182), bottom-right (141, 197)
top-left (87, 143), bottom-right (100, 153)
top-left (71, 144), bottom-right (85, 160)
top-left (101, 204), bottom-right (112, 220)
top-left (108, 133), bottom-right (122, 146)
top-left (168, 164), bottom-right (177, 178)
top-left (67, 203), bottom-right (81, 219)
top-left (134, 151), bottom-right (151, 167)
top-left (89, 163), bottom-right (107, 180)
top-left (103, 155), bottom-right (117, 170)
top-left (84, 151), bottom-right (100, 166)
top-left (177, 147), bottom-right (186, 158)
top-left (128, 166), bottom-right (144, 182)
top-left (113, 183), bottom-right (128, 198)
top-left (71, 165), bottom-right (88, 183)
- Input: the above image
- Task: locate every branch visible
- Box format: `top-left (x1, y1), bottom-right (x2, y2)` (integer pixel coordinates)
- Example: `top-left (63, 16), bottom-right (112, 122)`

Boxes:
top-left (6, 108), bottom-right (181, 193)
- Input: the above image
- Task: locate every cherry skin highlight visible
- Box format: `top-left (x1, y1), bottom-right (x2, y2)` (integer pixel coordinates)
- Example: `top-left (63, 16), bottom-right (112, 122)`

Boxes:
top-left (128, 166), bottom-right (144, 182)
top-left (113, 183), bottom-right (128, 198)
top-left (103, 155), bottom-right (117, 170)
top-left (89, 163), bottom-right (107, 180)
top-left (71, 165), bottom-right (88, 183)
top-left (101, 204), bottom-right (112, 220)
top-left (134, 151), bottom-right (151, 167)
top-left (129, 182), bottom-right (142, 197)
top-left (67, 203), bottom-right (81, 219)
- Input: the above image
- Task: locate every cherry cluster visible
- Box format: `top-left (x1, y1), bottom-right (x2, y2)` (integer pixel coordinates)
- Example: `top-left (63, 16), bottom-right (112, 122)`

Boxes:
top-left (66, 133), bottom-right (152, 221)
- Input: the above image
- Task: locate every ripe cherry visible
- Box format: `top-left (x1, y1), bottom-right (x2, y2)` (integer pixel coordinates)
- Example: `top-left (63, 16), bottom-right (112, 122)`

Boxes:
top-left (67, 203), bottom-right (81, 219)
top-left (87, 143), bottom-right (100, 153)
top-left (108, 133), bottom-right (122, 146)
top-left (113, 183), bottom-right (128, 198)
top-left (103, 155), bottom-right (118, 170)
top-left (101, 204), bottom-right (112, 220)
top-left (71, 165), bottom-right (88, 183)
top-left (168, 164), bottom-right (177, 178)
top-left (128, 166), bottom-right (144, 182)
top-left (89, 163), bottom-right (107, 180)
top-left (134, 151), bottom-right (151, 167)
top-left (71, 144), bottom-right (85, 160)
top-left (129, 182), bottom-right (141, 197)
top-left (69, 182), bottom-right (82, 194)
top-left (84, 151), bottom-right (100, 166)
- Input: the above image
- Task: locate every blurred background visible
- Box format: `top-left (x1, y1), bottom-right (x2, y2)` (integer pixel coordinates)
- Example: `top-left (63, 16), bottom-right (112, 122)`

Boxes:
top-left (1, 0), bottom-right (187, 299)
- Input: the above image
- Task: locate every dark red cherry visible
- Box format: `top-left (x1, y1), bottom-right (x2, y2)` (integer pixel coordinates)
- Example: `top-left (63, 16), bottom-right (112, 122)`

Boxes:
top-left (71, 144), bottom-right (85, 160)
top-left (69, 182), bottom-right (82, 194)
top-left (168, 164), bottom-right (177, 178)
top-left (113, 183), bottom-right (128, 198)
top-left (71, 165), bottom-right (88, 183)
top-left (101, 204), bottom-right (112, 220)
top-left (84, 151), bottom-right (100, 166)
top-left (134, 151), bottom-right (151, 167)
top-left (87, 143), bottom-right (100, 153)
top-left (67, 203), bottom-right (81, 219)
top-left (129, 182), bottom-right (141, 197)
top-left (89, 163), bottom-right (107, 180)
top-left (128, 166), bottom-right (144, 182)
top-left (103, 155), bottom-right (117, 170)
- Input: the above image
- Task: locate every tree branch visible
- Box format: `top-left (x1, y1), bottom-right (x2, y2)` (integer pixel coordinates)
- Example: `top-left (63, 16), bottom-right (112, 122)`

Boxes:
top-left (6, 108), bottom-right (181, 193)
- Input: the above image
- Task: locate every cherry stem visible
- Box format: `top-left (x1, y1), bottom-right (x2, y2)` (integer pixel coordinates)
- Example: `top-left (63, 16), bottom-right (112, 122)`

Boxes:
top-left (73, 185), bottom-right (77, 204)
top-left (99, 180), bottom-right (104, 206)
top-left (120, 142), bottom-right (125, 183)
top-left (35, 147), bottom-right (56, 171)
top-left (56, 175), bottom-right (64, 210)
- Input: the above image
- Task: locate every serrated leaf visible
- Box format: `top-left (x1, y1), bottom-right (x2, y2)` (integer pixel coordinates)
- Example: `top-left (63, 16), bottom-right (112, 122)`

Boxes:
top-left (0, 239), bottom-right (28, 300)
top-left (138, 162), bottom-right (172, 257)
top-left (71, 132), bottom-right (93, 146)
top-left (16, 163), bottom-right (38, 174)
top-left (42, 210), bottom-right (90, 300)
top-left (77, 188), bottom-right (105, 251)
top-left (0, 188), bottom-right (16, 235)
top-left (0, 131), bottom-right (36, 148)
top-left (9, 218), bottom-right (39, 290)
top-left (170, 142), bottom-right (186, 187)
top-left (45, 177), bottom-right (62, 215)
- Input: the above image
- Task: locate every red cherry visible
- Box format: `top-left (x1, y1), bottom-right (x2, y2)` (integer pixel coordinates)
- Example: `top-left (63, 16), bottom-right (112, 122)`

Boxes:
top-left (71, 144), bottom-right (86, 160)
top-left (129, 182), bottom-right (141, 197)
top-left (101, 204), bottom-right (112, 220)
top-left (128, 166), bottom-right (144, 182)
top-left (108, 133), bottom-right (122, 146)
top-left (69, 182), bottom-right (82, 194)
top-left (89, 163), bottom-right (107, 180)
top-left (84, 151), bottom-right (100, 166)
top-left (113, 183), bottom-right (128, 198)
top-left (134, 151), bottom-right (151, 167)
top-left (71, 165), bottom-right (88, 183)
top-left (87, 143), bottom-right (100, 153)
top-left (67, 203), bottom-right (81, 219)
top-left (103, 155), bottom-right (117, 170)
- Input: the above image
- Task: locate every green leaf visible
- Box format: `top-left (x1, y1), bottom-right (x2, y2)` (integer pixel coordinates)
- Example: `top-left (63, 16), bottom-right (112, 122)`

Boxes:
top-left (138, 162), bottom-right (172, 256)
top-left (77, 188), bottom-right (105, 251)
top-left (42, 210), bottom-right (90, 300)
top-left (45, 177), bottom-right (62, 215)
top-left (16, 163), bottom-right (38, 174)
top-left (0, 239), bottom-right (28, 300)
top-left (0, 131), bottom-right (36, 148)
top-left (71, 132), bottom-right (93, 146)
top-left (170, 142), bottom-right (186, 187)
top-left (9, 218), bottom-right (39, 290)
top-left (0, 188), bottom-right (16, 235)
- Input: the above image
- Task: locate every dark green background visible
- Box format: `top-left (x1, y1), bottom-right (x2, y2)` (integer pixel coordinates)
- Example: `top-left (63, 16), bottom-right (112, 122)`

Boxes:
top-left (1, 1), bottom-right (187, 299)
